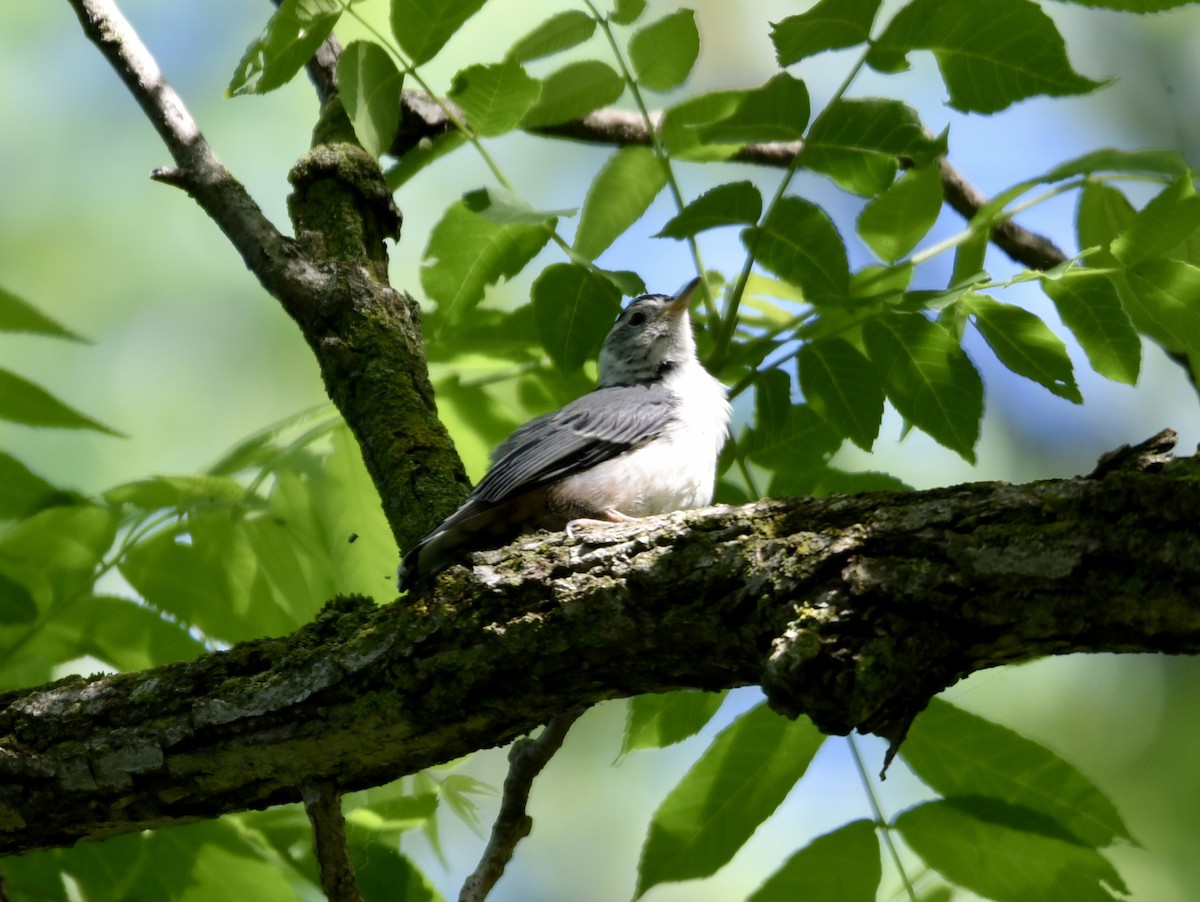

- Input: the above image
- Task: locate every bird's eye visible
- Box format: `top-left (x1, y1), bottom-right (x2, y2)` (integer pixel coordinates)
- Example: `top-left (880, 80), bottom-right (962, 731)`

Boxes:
top-left (628, 310), bottom-right (647, 327)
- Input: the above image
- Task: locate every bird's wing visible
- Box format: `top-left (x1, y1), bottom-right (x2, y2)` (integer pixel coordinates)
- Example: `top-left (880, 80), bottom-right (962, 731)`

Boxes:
top-left (472, 382), bottom-right (676, 504)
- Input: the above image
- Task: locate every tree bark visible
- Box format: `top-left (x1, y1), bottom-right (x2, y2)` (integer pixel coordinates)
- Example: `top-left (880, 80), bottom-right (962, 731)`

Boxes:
top-left (2, 447), bottom-right (1198, 856)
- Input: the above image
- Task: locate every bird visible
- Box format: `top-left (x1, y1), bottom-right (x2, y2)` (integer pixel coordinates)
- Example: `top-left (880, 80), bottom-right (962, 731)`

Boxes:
top-left (397, 276), bottom-right (731, 589)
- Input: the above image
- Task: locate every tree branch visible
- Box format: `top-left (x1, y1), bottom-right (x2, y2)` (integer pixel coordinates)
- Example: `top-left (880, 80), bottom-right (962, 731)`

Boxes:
top-left (303, 783), bottom-right (362, 902)
top-left (459, 711), bottom-right (583, 902)
top-left (67, 0), bottom-right (470, 550)
top-left (3, 441), bottom-right (1199, 856)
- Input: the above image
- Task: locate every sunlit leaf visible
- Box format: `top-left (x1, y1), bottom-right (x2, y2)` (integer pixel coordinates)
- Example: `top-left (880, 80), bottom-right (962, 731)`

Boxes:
top-left (464, 187), bottom-right (576, 225)
top-left (867, 0), bottom-right (1104, 114)
top-left (1076, 180), bottom-right (1135, 269)
top-left (521, 60), bottom-right (624, 128)
top-left (771, 0), bottom-right (883, 64)
top-left (856, 164), bottom-right (944, 261)
top-left (1110, 178), bottom-right (1200, 266)
top-left (611, 0), bottom-right (646, 25)
top-left (104, 475), bottom-right (250, 511)
top-left (743, 196), bottom-right (848, 303)
top-left (804, 99), bottom-right (945, 197)
top-left (635, 702), bottom-right (825, 897)
top-left (390, 0), bottom-right (489, 66)
top-left (699, 73), bottom-right (810, 143)
top-left (966, 296), bottom-right (1082, 402)
top-left (903, 698), bottom-right (1133, 848)
top-left (531, 263), bottom-right (622, 370)
top-left (56, 595), bottom-right (207, 670)
top-left (448, 60), bottom-right (541, 136)
top-left (659, 90), bottom-right (745, 160)
top-left (745, 371), bottom-right (841, 469)
top-left (506, 10), bottom-right (597, 62)
top-left (0, 287), bottom-right (84, 341)
top-left (656, 182), bottom-right (762, 239)
top-left (896, 798), bottom-right (1127, 901)
top-left (228, 0), bottom-right (342, 96)
top-left (421, 200), bottom-right (553, 324)
top-left (1118, 257), bottom-right (1200, 355)
top-left (1042, 272), bottom-right (1139, 384)
top-left (385, 131), bottom-right (468, 191)
top-left (863, 312), bottom-right (983, 462)
top-left (798, 338), bottom-right (885, 451)
top-left (748, 820), bottom-right (881, 902)
top-left (629, 9), bottom-right (699, 92)
top-left (338, 41), bottom-right (404, 159)
top-left (622, 690), bottom-right (726, 753)
top-left (573, 146), bottom-right (667, 260)
top-left (0, 452), bottom-right (68, 520)
top-left (0, 367), bottom-right (121, 435)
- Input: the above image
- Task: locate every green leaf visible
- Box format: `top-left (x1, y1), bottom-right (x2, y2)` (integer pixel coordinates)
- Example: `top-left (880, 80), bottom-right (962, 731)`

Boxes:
top-left (857, 164), bottom-right (944, 262)
top-left (58, 595), bottom-right (207, 670)
top-left (628, 9), bottom-right (699, 92)
top-left (745, 371), bottom-right (841, 469)
top-left (1042, 272), bottom-right (1140, 384)
top-left (659, 91), bottom-right (746, 160)
top-left (1110, 178), bottom-right (1200, 266)
top-left (385, 131), bottom-right (468, 191)
top-left (464, 187), bottom-right (576, 225)
top-left (0, 287), bottom-right (84, 341)
top-left (506, 10), bottom-right (597, 61)
top-left (611, 0), bottom-right (646, 25)
top-left (1076, 180), bottom-right (1135, 268)
top-left (743, 196), bottom-right (849, 303)
top-left (530, 263), bottom-right (622, 370)
top-left (0, 504), bottom-right (117, 612)
top-left (0, 571), bottom-right (36, 625)
top-left (748, 820), bottom-right (881, 902)
top-left (1042, 147), bottom-right (1191, 182)
top-left (1062, 0), bottom-right (1197, 8)
top-left (895, 798), bottom-right (1128, 901)
top-left (1118, 257), bottom-right (1200, 354)
top-left (448, 61), bottom-right (541, 137)
top-left (103, 475), bottom-right (250, 511)
top-left (337, 41), bottom-right (403, 159)
top-left (867, 0), bottom-right (1104, 114)
top-left (521, 60), bottom-right (624, 128)
top-left (771, 0), bottom-right (883, 65)
top-left (798, 339), bottom-right (885, 451)
top-left (0, 452), bottom-right (66, 520)
top-left (622, 690), bottom-right (726, 753)
top-left (903, 698), bottom-right (1133, 848)
top-left (421, 200), bottom-right (553, 324)
top-left (573, 146), bottom-right (667, 261)
top-left (699, 73), bottom-right (810, 143)
top-left (390, 0), bottom-right (489, 66)
top-left (862, 312), bottom-right (983, 462)
top-left (228, 0), bottom-right (342, 96)
top-left (967, 296), bottom-right (1082, 402)
top-left (0, 367), bottom-right (121, 435)
top-left (635, 702), bottom-right (825, 897)
top-left (804, 99), bottom-right (945, 197)
top-left (655, 182), bottom-right (762, 239)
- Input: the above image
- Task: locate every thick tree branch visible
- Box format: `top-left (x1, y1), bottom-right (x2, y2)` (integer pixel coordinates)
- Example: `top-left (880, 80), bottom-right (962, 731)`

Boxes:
top-left (303, 784), bottom-right (362, 902)
top-left (459, 711), bottom-right (583, 902)
top-left (67, 0), bottom-right (470, 549)
top-left (3, 443), bottom-right (1199, 856)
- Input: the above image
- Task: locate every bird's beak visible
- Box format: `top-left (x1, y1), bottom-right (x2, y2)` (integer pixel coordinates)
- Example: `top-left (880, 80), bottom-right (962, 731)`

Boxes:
top-left (666, 276), bottom-right (702, 315)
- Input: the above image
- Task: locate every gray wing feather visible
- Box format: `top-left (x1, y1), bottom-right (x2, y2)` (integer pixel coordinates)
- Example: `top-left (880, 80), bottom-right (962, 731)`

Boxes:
top-left (473, 382), bottom-right (675, 503)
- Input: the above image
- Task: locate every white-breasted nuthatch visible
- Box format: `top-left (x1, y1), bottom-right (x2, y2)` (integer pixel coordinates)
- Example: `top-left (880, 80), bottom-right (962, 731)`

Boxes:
top-left (398, 277), bottom-right (730, 588)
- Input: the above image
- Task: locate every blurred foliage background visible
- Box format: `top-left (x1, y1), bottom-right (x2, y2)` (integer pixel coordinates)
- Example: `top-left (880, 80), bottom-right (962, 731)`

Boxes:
top-left (3, 1), bottom-right (1200, 899)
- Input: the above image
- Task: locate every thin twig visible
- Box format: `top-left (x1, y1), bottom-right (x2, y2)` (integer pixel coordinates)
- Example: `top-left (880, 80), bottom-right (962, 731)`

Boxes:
top-left (459, 710), bottom-right (585, 902)
top-left (303, 783), bottom-right (363, 902)
top-left (66, 0), bottom-right (318, 307)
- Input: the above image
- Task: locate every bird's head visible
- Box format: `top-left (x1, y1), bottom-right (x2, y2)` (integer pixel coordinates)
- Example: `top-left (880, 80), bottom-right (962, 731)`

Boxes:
top-left (597, 277), bottom-right (701, 387)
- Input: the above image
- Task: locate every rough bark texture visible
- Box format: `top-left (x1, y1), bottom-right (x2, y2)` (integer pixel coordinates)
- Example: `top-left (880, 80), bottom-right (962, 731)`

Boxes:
top-left (2, 457), bottom-right (1199, 856)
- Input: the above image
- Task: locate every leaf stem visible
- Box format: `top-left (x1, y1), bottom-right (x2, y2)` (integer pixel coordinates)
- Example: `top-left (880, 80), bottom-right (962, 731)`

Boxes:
top-left (848, 735), bottom-right (918, 902)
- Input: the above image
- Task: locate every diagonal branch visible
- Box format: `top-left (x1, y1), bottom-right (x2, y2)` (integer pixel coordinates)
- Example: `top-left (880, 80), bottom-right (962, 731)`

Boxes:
top-left (2, 439), bottom-right (1199, 856)
top-left (459, 711), bottom-right (584, 902)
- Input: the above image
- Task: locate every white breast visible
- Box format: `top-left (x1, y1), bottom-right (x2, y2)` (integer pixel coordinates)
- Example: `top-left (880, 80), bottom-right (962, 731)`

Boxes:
top-left (558, 361), bottom-right (731, 516)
